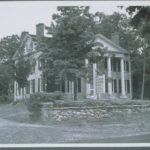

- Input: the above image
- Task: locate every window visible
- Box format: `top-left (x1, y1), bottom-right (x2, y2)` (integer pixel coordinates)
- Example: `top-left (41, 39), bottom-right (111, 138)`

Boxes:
top-left (38, 78), bottom-right (41, 92)
top-left (119, 79), bottom-right (121, 93)
top-left (30, 42), bottom-right (33, 50)
top-left (41, 77), bottom-right (46, 92)
top-left (31, 79), bottom-right (35, 93)
top-left (18, 88), bottom-right (21, 96)
top-left (125, 80), bottom-right (127, 93)
top-left (78, 78), bottom-right (81, 93)
top-left (33, 42), bottom-right (36, 51)
top-left (89, 64), bottom-right (93, 88)
top-left (105, 81), bottom-right (108, 93)
top-left (32, 64), bottom-right (36, 73)
top-left (127, 80), bottom-right (130, 93)
top-left (118, 59), bottom-right (121, 72)
top-left (38, 59), bottom-right (42, 69)
top-left (114, 79), bottom-right (117, 93)
top-left (26, 81), bottom-right (30, 94)
top-left (124, 61), bottom-right (126, 71)
top-left (126, 61), bottom-right (129, 72)
top-left (104, 57), bottom-right (107, 70)
top-left (67, 81), bottom-right (69, 92)
top-left (22, 88), bottom-right (24, 95)
top-left (61, 81), bottom-right (65, 92)
top-left (113, 59), bottom-right (116, 72)
top-left (70, 82), bottom-right (73, 93)
top-left (16, 83), bottom-right (18, 96)
top-left (111, 59), bottom-right (113, 71)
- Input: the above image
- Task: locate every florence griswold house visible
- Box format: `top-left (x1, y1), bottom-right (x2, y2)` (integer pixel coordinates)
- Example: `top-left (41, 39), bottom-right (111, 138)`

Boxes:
top-left (13, 23), bottom-right (132, 101)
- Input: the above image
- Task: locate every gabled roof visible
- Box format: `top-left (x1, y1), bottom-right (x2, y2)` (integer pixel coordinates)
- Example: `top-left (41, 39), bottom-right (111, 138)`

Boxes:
top-left (13, 34), bottom-right (40, 60)
top-left (29, 34), bottom-right (37, 42)
top-left (13, 31), bottom-right (128, 61)
top-left (95, 33), bottom-right (128, 54)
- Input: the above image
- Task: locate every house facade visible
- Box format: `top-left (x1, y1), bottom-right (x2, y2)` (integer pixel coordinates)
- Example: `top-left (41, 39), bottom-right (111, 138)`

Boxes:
top-left (13, 23), bottom-right (132, 101)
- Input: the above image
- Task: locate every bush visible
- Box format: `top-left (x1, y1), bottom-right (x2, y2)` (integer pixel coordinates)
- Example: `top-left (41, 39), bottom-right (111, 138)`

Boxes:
top-left (24, 92), bottom-right (65, 121)
top-left (27, 91), bottom-right (65, 102)
top-left (25, 94), bottom-right (42, 121)
top-left (0, 95), bottom-right (12, 104)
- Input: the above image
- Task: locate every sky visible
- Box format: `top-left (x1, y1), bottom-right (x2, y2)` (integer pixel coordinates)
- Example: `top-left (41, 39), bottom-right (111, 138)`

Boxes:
top-left (0, 1), bottom-right (149, 39)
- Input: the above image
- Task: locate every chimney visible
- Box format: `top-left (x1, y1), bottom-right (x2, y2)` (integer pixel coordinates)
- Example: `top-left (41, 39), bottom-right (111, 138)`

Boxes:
top-left (21, 31), bottom-right (29, 40)
top-left (111, 32), bottom-right (119, 45)
top-left (36, 23), bottom-right (45, 39)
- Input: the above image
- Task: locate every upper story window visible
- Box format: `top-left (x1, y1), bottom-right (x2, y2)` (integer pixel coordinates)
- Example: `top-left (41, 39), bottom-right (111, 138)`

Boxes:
top-left (124, 60), bottom-right (129, 72)
top-left (30, 58), bottom-right (36, 74)
top-left (24, 38), bottom-right (35, 54)
top-left (33, 42), bottom-right (36, 51)
top-left (30, 42), bottom-right (33, 50)
top-left (38, 59), bottom-right (42, 70)
top-left (111, 58), bottom-right (117, 72)
top-left (126, 61), bottom-right (129, 72)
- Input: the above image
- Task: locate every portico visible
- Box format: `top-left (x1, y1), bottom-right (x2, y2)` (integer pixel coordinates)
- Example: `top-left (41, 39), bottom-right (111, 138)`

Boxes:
top-left (86, 33), bottom-right (132, 100)
top-left (86, 55), bottom-right (132, 100)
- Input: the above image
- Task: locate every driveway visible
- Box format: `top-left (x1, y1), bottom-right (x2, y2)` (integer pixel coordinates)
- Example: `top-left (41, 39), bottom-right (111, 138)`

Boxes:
top-left (0, 103), bottom-right (150, 143)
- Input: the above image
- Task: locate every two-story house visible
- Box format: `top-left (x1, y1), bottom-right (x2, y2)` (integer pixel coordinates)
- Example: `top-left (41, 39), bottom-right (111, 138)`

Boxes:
top-left (13, 23), bottom-right (132, 101)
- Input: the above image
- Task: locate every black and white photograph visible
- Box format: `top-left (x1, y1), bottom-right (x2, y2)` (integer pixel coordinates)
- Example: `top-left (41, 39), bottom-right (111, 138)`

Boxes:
top-left (0, 0), bottom-right (150, 147)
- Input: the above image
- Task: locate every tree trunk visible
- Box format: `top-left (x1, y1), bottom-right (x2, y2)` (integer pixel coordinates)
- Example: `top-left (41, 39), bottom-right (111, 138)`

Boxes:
top-left (74, 78), bottom-right (78, 100)
top-left (141, 55), bottom-right (146, 100)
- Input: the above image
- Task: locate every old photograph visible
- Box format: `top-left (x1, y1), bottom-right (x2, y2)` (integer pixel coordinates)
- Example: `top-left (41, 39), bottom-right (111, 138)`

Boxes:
top-left (0, 0), bottom-right (150, 145)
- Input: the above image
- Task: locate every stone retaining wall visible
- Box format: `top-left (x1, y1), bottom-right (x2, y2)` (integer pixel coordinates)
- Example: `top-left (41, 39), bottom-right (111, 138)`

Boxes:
top-left (41, 102), bottom-right (150, 121)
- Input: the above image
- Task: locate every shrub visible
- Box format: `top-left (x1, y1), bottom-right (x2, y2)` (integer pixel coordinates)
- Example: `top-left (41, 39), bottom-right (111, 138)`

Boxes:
top-left (26, 91), bottom-right (65, 102)
top-left (25, 94), bottom-right (42, 121)
top-left (0, 95), bottom-right (12, 104)
top-left (24, 91), bottom-right (65, 121)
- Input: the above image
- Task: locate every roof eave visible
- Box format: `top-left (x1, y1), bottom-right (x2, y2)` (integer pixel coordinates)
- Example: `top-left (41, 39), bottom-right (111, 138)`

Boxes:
top-left (95, 34), bottom-right (128, 54)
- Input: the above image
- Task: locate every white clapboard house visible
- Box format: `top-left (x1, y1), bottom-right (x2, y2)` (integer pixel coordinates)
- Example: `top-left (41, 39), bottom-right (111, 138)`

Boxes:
top-left (13, 23), bottom-right (132, 101)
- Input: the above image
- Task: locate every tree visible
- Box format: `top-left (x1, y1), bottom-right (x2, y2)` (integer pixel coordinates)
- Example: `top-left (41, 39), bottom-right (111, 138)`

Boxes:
top-left (0, 35), bottom-right (20, 96)
top-left (0, 35), bottom-right (20, 63)
top-left (126, 6), bottom-right (150, 99)
top-left (94, 11), bottom-right (146, 99)
top-left (94, 12), bottom-right (140, 52)
top-left (40, 6), bottom-right (100, 100)
top-left (0, 35), bottom-right (32, 97)
top-left (15, 57), bottom-right (32, 88)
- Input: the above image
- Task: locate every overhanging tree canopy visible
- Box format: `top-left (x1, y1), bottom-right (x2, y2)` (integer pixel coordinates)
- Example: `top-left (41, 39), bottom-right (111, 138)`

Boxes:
top-left (39, 6), bottom-right (105, 100)
top-left (126, 6), bottom-right (150, 99)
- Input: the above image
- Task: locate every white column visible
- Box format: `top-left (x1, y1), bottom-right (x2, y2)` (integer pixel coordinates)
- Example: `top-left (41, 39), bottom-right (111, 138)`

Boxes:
top-left (121, 58), bottom-right (126, 98)
top-left (35, 78), bottom-right (38, 92)
top-left (129, 59), bottom-right (132, 99)
top-left (20, 88), bottom-right (23, 99)
top-left (14, 81), bottom-right (16, 101)
top-left (85, 59), bottom-right (88, 66)
top-left (16, 82), bottom-right (18, 97)
top-left (65, 81), bottom-right (67, 93)
top-left (39, 78), bottom-right (41, 92)
top-left (85, 59), bottom-right (90, 96)
top-left (93, 63), bottom-right (97, 97)
top-left (107, 57), bottom-right (112, 95)
top-left (30, 80), bottom-right (32, 94)
top-left (22, 88), bottom-right (25, 99)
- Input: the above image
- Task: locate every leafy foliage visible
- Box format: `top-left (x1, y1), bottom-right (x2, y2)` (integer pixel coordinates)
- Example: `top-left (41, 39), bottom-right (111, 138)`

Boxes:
top-left (126, 6), bottom-right (150, 99)
top-left (0, 34), bottom-right (32, 96)
top-left (15, 58), bottom-right (32, 88)
top-left (0, 35), bottom-right (20, 63)
top-left (94, 12), bottom-right (140, 52)
top-left (0, 35), bottom-right (20, 96)
top-left (0, 95), bottom-right (12, 104)
top-left (39, 6), bottom-right (105, 99)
